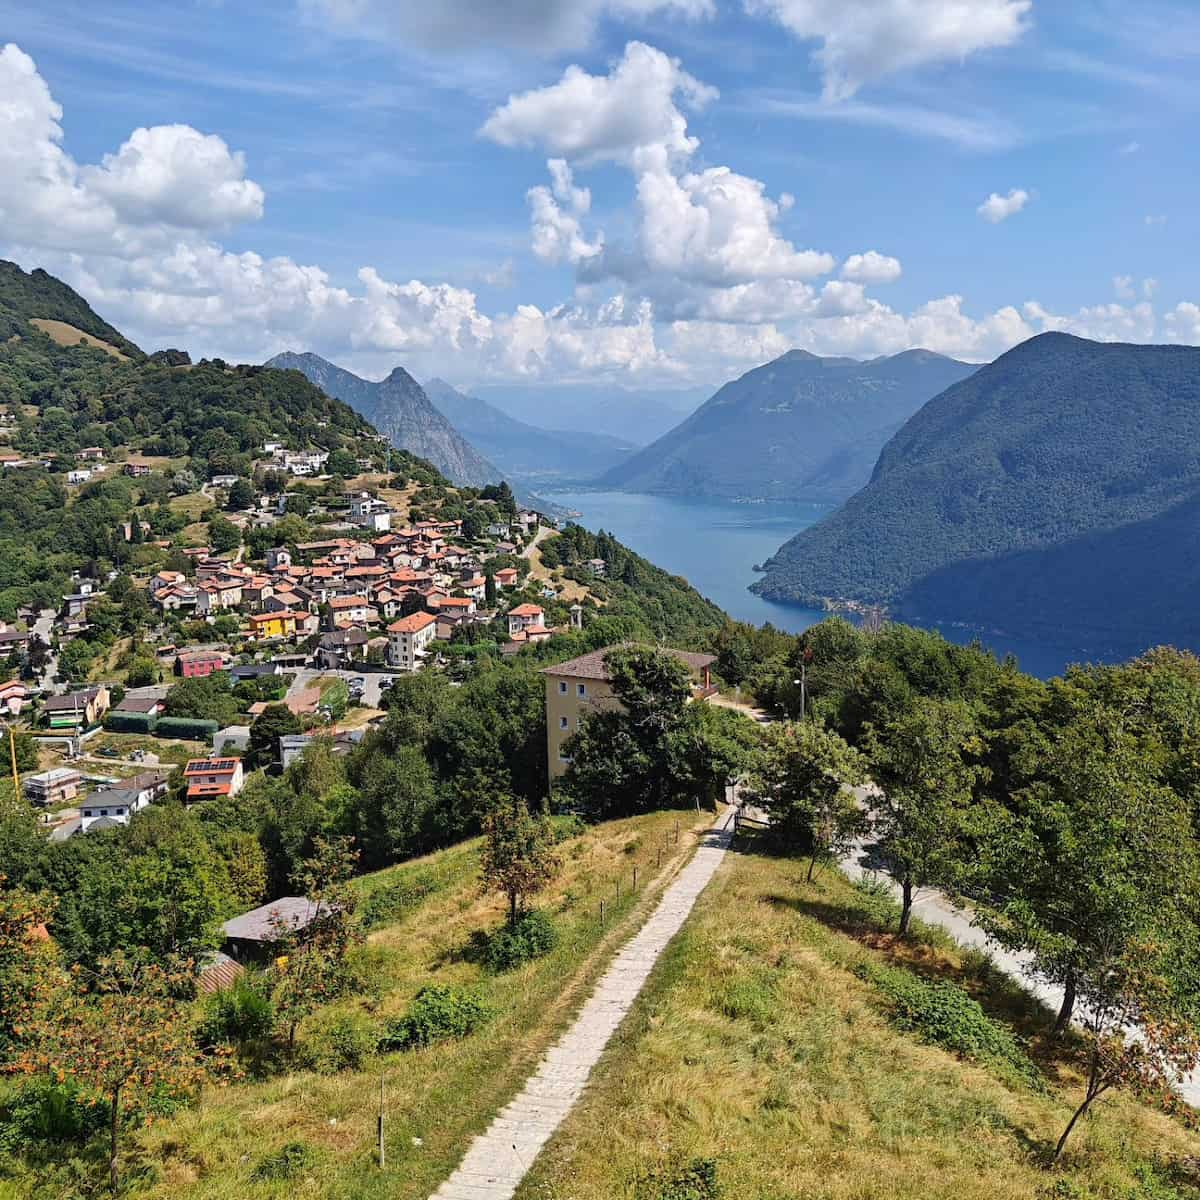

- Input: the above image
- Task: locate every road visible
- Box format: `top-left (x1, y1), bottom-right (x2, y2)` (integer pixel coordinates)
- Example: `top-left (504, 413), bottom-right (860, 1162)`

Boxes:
top-left (31, 608), bottom-right (58, 693)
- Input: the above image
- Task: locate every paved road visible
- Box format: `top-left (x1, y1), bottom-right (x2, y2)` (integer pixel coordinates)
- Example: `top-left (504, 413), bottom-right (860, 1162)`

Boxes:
top-left (429, 808), bottom-right (736, 1200)
top-left (31, 608), bottom-right (58, 693)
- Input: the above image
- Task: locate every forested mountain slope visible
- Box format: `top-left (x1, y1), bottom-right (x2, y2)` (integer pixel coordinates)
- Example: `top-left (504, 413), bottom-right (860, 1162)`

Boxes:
top-left (266, 352), bottom-right (501, 488)
top-left (754, 333), bottom-right (1200, 649)
top-left (599, 348), bottom-right (975, 501)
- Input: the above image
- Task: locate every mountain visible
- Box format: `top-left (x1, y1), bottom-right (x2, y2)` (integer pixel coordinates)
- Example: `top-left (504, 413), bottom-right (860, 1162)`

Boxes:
top-left (265, 352), bottom-right (501, 489)
top-left (472, 383), bottom-right (707, 444)
top-left (598, 348), bottom-right (976, 502)
top-left (753, 332), bottom-right (1200, 651)
top-left (423, 377), bottom-right (637, 484)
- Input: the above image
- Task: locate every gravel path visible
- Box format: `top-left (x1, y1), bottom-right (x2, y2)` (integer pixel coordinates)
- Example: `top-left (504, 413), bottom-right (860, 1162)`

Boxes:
top-left (428, 809), bottom-right (735, 1200)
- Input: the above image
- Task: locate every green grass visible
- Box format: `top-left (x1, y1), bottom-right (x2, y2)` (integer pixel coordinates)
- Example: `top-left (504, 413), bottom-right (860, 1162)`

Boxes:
top-left (513, 838), bottom-right (1200, 1200)
top-left (112, 807), bottom-right (716, 1200)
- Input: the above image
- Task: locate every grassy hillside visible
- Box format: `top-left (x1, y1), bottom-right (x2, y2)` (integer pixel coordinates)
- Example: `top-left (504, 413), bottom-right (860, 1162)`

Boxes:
top-left (518, 839), bottom-right (1200, 1200)
top-left (754, 333), bottom-right (1200, 650)
top-left (90, 809), bottom-right (714, 1200)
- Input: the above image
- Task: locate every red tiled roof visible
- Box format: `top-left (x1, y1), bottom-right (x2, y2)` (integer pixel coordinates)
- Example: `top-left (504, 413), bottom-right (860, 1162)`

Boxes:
top-left (540, 643), bottom-right (716, 681)
top-left (509, 603), bottom-right (544, 617)
top-left (387, 612), bottom-right (437, 634)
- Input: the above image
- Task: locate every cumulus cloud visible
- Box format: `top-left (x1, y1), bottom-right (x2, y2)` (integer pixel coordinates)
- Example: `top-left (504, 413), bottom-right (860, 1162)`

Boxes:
top-left (746, 0), bottom-right (1032, 101)
top-left (1166, 303), bottom-right (1200, 344)
top-left (480, 41), bottom-right (716, 165)
top-left (977, 187), bottom-right (1029, 223)
top-left (841, 250), bottom-right (902, 284)
top-left (527, 159), bottom-right (604, 264)
top-left (302, 0), bottom-right (713, 55)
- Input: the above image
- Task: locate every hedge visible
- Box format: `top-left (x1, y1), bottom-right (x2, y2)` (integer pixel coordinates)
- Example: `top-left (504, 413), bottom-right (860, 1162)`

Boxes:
top-left (154, 716), bottom-right (220, 739)
top-left (103, 711), bottom-right (158, 734)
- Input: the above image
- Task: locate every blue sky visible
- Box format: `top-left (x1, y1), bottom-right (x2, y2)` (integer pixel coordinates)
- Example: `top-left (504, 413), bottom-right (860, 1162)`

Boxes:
top-left (1, 0), bottom-right (1197, 391)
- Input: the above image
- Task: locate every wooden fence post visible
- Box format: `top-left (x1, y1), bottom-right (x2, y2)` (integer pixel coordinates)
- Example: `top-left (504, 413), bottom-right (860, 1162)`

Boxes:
top-left (377, 1074), bottom-right (386, 1168)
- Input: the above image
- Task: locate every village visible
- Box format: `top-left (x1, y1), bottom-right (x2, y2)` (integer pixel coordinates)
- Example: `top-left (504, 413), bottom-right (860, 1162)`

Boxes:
top-left (0, 437), bottom-right (621, 847)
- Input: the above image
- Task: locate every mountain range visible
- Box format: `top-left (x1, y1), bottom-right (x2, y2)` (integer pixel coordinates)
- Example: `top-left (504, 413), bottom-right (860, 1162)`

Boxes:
top-left (265, 352), bottom-right (501, 489)
top-left (599, 348), bottom-right (976, 502)
top-left (473, 382), bottom-right (707, 444)
top-left (423, 377), bottom-right (637, 484)
top-left (754, 332), bottom-right (1200, 651)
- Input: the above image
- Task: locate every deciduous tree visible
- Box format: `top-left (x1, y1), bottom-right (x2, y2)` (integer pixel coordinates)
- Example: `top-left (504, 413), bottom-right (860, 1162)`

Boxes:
top-left (480, 795), bottom-right (560, 924)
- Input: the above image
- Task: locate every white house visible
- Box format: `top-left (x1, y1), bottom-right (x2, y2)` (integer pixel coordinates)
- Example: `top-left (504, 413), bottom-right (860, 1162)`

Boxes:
top-left (387, 611), bottom-right (438, 671)
top-left (67, 468), bottom-right (93, 484)
top-left (507, 603), bottom-right (546, 637)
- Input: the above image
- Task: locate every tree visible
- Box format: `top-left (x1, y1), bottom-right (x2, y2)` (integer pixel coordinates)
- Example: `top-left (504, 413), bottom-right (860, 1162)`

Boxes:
top-left (665, 703), bottom-right (758, 812)
top-left (226, 477), bottom-right (255, 511)
top-left (744, 721), bottom-right (866, 882)
top-left (248, 702), bottom-right (301, 769)
top-left (974, 707), bottom-right (1200, 1038)
top-left (326, 448), bottom-right (357, 478)
top-left (12, 954), bottom-right (229, 1192)
top-left (0, 881), bottom-right (56, 1058)
top-left (1052, 939), bottom-right (1200, 1162)
top-left (862, 697), bottom-right (981, 935)
top-left (271, 836), bottom-right (362, 1050)
top-left (7, 728), bottom-right (39, 772)
top-left (125, 656), bottom-right (157, 688)
top-left (164, 672), bottom-right (238, 727)
top-left (207, 515), bottom-right (241, 554)
top-left (484, 570), bottom-right (497, 607)
top-left (480, 795), bottom-right (560, 924)
top-left (344, 744), bottom-right (436, 869)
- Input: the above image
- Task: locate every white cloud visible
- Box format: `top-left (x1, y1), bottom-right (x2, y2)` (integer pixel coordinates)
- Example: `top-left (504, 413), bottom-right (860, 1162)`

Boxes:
top-left (480, 41), bottom-right (716, 166)
top-left (301, 0), bottom-right (714, 54)
top-left (1143, 278), bottom-right (1158, 299)
top-left (1120, 140), bottom-right (1141, 154)
top-left (745, 0), bottom-right (1032, 101)
top-left (527, 159), bottom-right (604, 265)
top-left (81, 125), bottom-right (264, 232)
top-left (841, 250), bottom-right (902, 284)
top-left (1022, 299), bottom-right (1156, 343)
top-left (1145, 213), bottom-right (1168, 227)
top-left (1166, 303), bottom-right (1200, 344)
top-left (1113, 274), bottom-right (1135, 300)
top-left (977, 187), bottom-right (1029, 223)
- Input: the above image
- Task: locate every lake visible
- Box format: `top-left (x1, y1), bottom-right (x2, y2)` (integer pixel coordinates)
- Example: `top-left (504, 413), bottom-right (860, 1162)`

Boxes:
top-left (550, 489), bottom-right (1121, 680)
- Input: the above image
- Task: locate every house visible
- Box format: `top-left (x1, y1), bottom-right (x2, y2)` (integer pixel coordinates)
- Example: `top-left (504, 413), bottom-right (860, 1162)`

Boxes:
top-left (328, 595), bottom-right (373, 626)
top-left (42, 685), bottom-right (110, 730)
top-left (154, 584), bottom-right (198, 611)
top-left (0, 626), bottom-right (30, 655)
top-left (62, 580), bottom-right (99, 619)
top-left (240, 577), bottom-right (274, 612)
top-left (265, 546), bottom-right (292, 571)
top-left (541, 645), bottom-right (716, 780)
top-left (78, 770), bottom-right (171, 833)
top-left (387, 611), bottom-right (438, 671)
top-left (24, 767), bottom-right (82, 806)
top-left (486, 522), bottom-right (510, 537)
top-left (507, 603), bottom-right (545, 637)
top-left (221, 896), bottom-right (324, 963)
top-left (0, 678), bottom-right (29, 716)
top-left (428, 594), bottom-right (477, 616)
top-left (587, 558), bottom-right (607, 577)
top-left (67, 468), bottom-right (92, 485)
top-left (247, 611), bottom-right (299, 640)
top-left (183, 757), bottom-right (245, 803)
top-left (316, 628), bottom-right (369, 668)
top-left (212, 726), bottom-right (252, 756)
top-left (77, 446), bottom-right (105, 462)
top-left (112, 693), bottom-right (165, 717)
top-left (458, 574), bottom-right (487, 601)
top-left (175, 649), bottom-right (226, 678)
top-left (123, 459), bottom-right (153, 477)
top-left (211, 473), bottom-right (240, 488)
top-left (494, 567), bottom-right (519, 590)
top-left (196, 580), bottom-right (243, 614)
top-left (150, 570), bottom-right (186, 596)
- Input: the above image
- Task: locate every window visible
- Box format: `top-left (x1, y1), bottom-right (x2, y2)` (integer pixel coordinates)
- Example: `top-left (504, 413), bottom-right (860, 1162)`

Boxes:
top-left (577, 683), bottom-right (586, 697)
top-left (559, 716), bottom-right (569, 730)
top-left (558, 680), bottom-right (567, 694)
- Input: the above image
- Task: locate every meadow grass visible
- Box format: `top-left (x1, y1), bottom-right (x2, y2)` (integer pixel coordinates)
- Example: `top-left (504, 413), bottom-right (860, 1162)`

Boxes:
top-left (514, 835), bottom-right (1200, 1200)
top-left (124, 807), bottom-right (715, 1200)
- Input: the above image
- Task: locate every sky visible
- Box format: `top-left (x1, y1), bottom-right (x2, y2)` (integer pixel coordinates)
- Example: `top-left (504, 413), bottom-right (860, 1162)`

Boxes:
top-left (1, 0), bottom-right (1198, 395)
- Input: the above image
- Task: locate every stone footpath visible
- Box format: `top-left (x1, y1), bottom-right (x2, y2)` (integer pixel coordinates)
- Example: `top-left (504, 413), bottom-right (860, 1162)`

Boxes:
top-left (429, 809), bottom-right (735, 1200)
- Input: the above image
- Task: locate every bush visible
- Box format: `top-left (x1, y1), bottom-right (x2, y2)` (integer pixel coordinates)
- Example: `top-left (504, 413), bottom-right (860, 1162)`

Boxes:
top-left (0, 1079), bottom-right (109, 1151)
top-left (251, 1141), bottom-right (319, 1181)
top-left (379, 985), bottom-right (493, 1051)
top-left (155, 716), bottom-right (219, 739)
top-left (482, 910), bottom-right (559, 972)
top-left (639, 1158), bottom-right (722, 1200)
top-left (196, 974), bottom-right (274, 1047)
top-left (301, 1012), bottom-right (378, 1074)
top-left (855, 961), bottom-right (1042, 1090)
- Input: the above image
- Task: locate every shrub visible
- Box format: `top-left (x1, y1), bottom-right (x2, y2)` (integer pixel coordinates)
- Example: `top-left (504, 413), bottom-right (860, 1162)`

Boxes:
top-left (379, 986), bottom-right (493, 1051)
top-left (251, 1141), bottom-right (319, 1181)
top-left (639, 1158), bottom-right (722, 1200)
top-left (855, 961), bottom-right (1042, 1090)
top-left (196, 974), bottom-right (274, 1048)
top-left (155, 716), bottom-right (219, 739)
top-left (0, 1079), bottom-right (109, 1151)
top-left (482, 911), bottom-right (559, 972)
top-left (304, 1013), bottom-right (377, 1073)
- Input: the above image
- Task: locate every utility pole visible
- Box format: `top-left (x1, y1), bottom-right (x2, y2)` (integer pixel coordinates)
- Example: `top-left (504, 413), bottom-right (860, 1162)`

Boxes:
top-left (7, 726), bottom-right (19, 799)
top-left (794, 646), bottom-right (813, 720)
top-left (377, 1073), bottom-right (386, 1168)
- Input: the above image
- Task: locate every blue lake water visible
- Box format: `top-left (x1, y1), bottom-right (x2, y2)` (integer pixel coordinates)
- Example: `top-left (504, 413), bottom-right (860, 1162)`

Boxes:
top-left (550, 490), bottom-right (1123, 680)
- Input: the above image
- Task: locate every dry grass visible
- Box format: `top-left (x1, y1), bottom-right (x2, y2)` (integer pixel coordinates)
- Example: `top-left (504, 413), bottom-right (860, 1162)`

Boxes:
top-left (29, 318), bottom-right (128, 360)
top-left (525, 529), bottom-right (592, 604)
top-left (171, 492), bottom-right (214, 522)
top-left (131, 807), bottom-right (715, 1200)
top-left (515, 840), bottom-right (1200, 1200)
